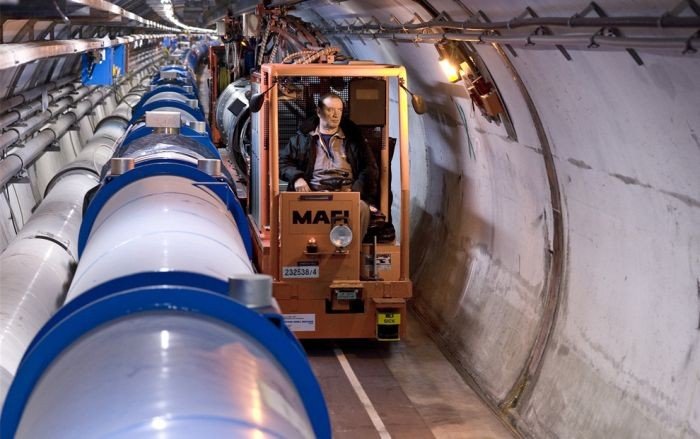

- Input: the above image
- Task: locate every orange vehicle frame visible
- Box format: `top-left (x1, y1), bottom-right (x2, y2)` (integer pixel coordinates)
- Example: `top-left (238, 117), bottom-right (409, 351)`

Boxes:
top-left (250, 63), bottom-right (412, 339)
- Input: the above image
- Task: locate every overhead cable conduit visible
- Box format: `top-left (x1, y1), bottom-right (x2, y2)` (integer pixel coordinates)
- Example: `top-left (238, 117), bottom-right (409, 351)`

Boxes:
top-left (0, 75), bottom-right (78, 128)
top-left (0, 35), bottom-right (174, 71)
top-left (0, 86), bottom-right (91, 156)
top-left (0, 49), bottom-right (163, 182)
top-left (319, 6), bottom-right (700, 53)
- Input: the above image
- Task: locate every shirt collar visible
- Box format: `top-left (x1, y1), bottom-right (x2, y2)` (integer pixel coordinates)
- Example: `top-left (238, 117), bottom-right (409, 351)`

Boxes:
top-left (311, 126), bottom-right (345, 139)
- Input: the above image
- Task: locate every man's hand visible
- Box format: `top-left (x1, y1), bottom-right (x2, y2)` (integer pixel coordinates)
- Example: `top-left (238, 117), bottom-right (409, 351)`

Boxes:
top-left (294, 178), bottom-right (311, 192)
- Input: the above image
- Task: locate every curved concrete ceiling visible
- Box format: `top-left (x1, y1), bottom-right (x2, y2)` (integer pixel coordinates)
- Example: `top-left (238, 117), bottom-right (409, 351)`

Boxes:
top-left (0, 0), bottom-right (698, 437)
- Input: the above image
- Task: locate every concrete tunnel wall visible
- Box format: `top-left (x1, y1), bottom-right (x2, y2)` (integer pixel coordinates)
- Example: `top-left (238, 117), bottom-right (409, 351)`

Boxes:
top-left (297, 0), bottom-right (700, 437)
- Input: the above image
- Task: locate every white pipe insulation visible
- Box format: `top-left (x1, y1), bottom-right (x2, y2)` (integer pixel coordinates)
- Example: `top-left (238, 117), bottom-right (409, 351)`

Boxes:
top-left (0, 173), bottom-right (98, 403)
top-left (0, 76), bottom-right (153, 406)
top-left (66, 173), bottom-right (254, 301)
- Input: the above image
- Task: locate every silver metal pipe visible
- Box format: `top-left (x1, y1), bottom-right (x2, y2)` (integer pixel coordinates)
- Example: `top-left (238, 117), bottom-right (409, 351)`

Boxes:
top-left (0, 80), bottom-right (78, 130)
top-left (0, 34), bottom-right (175, 71)
top-left (0, 96), bottom-right (24, 115)
top-left (320, 14), bottom-right (700, 33)
top-left (47, 85), bottom-right (77, 103)
top-left (336, 31), bottom-right (700, 51)
top-left (0, 75), bottom-right (73, 114)
top-left (0, 172), bottom-right (98, 405)
top-left (0, 50), bottom-right (161, 173)
top-left (0, 88), bottom-right (107, 188)
top-left (0, 88), bottom-right (89, 155)
top-left (0, 76), bottom-right (152, 406)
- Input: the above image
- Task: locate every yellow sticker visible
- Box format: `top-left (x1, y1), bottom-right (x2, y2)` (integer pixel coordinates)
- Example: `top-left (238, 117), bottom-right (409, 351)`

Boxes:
top-left (377, 312), bottom-right (401, 325)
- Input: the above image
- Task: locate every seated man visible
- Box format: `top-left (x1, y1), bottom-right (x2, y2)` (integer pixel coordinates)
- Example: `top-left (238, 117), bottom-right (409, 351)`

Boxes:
top-left (279, 92), bottom-right (378, 238)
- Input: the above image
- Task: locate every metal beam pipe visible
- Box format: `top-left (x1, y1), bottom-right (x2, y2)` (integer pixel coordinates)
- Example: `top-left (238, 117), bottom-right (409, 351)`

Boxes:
top-left (0, 88), bottom-right (89, 155)
top-left (336, 31), bottom-right (700, 51)
top-left (0, 50), bottom-right (159, 158)
top-left (0, 35), bottom-right (175, 71)
top-left (0, 74), bottom-right (76, 115)
top-left (0, 87), bottom-right (107, 187)
top-left (47, 85), bottom-right (78, 103)
top-left (0, 82), bottom-right (78, 131)
top-left (321, 15), bottom-right (700, 33)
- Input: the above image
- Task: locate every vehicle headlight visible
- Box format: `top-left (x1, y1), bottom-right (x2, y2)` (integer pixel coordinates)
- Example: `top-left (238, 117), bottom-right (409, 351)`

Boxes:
top-left (329, 224), bottom-right (353, 248)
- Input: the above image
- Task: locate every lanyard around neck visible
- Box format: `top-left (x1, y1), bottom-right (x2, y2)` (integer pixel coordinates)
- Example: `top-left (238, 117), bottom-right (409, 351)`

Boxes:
top-left (318, 132), bottom-right (336, 161)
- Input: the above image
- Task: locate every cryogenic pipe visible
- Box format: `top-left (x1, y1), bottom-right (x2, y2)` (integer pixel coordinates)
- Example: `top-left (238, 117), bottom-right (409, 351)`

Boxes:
top-left (67, 172), bottom-right (254, 300)
top-left (2, 54), bottom-right (331, 437)
top-left (0, 172), bottom-right (98, 404)
top-left (0, 79), bottom-right (151, 407)
top-left (0, 74), bottom-right (76, 115)
top-left (0, 87), bottom-right (90, 155)
top-left (0, 87), bottom-right (110, 187)
top-left (5, 277), bottom-right (329, 438)
top-left (0, 60), bottom-right (150, 132)
top-left (0, 52), bottom-right (158, 183)
top-left (0, 100), bottom-right (43, 131)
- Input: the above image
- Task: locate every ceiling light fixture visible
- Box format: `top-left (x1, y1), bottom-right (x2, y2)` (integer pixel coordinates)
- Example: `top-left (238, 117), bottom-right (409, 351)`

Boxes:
top-left (158, 0), bottom-right (216, 34)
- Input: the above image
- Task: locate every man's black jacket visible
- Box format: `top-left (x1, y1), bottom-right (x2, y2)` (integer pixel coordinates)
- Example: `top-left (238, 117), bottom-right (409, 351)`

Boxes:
top-left (279, 116), bottom-right (378, 205)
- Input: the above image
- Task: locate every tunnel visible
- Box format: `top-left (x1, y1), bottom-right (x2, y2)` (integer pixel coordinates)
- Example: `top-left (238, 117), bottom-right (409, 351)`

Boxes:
top-left (0, 1), bottom-right (698, 438)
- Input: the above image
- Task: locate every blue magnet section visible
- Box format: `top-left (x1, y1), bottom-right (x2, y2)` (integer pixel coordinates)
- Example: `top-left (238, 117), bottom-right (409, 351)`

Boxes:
top-left (131, 99), bottom-right (205, 123)
top-left (120, 125), bottom-right (217, 155)
top-left (152, 75), bottom-right (193, 87)
top-left (139, 85), bottom-right (197, 103)
top-left (78, 161), bottom-right (253, 260)
top-left (1, 272), bottom-right (330, 439)
top-left (23, 272), bottom-right (232, 356)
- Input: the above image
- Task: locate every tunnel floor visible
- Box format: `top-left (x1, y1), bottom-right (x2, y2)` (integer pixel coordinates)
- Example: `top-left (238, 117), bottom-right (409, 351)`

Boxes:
top-left (304, 314), bottom-right (515, 438)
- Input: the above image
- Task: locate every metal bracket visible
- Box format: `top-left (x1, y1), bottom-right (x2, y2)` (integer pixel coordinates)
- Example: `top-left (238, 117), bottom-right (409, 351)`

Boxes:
top-left (389, 33), bottom-right (399, 47)
top-left (453, 0), bottom-right (476, 16)
top-left (412, 34), bottom-right (423, 47)
top-left (668, 0), bottom-right (700, 17)
top-left (344, 19), bottom-right (365, 45)
top-left (477, 10), bottom-right (518, 57)
top-left (576, 1), bottom-right (643, 65)
top-left (9, 167), bottom-right (29, 185)
top-left (665, 0), bottom-right (700, 55)
top-left (521, 7), bottom-right (572, 61)
top-left (371, 15), bottom-right (384, 32)
top-left (356, 17), bottom-right (372, 45)
top-left (390, 15), bottom-right (418, 33)
top-left (683, 30), bottom-right (700, 54)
